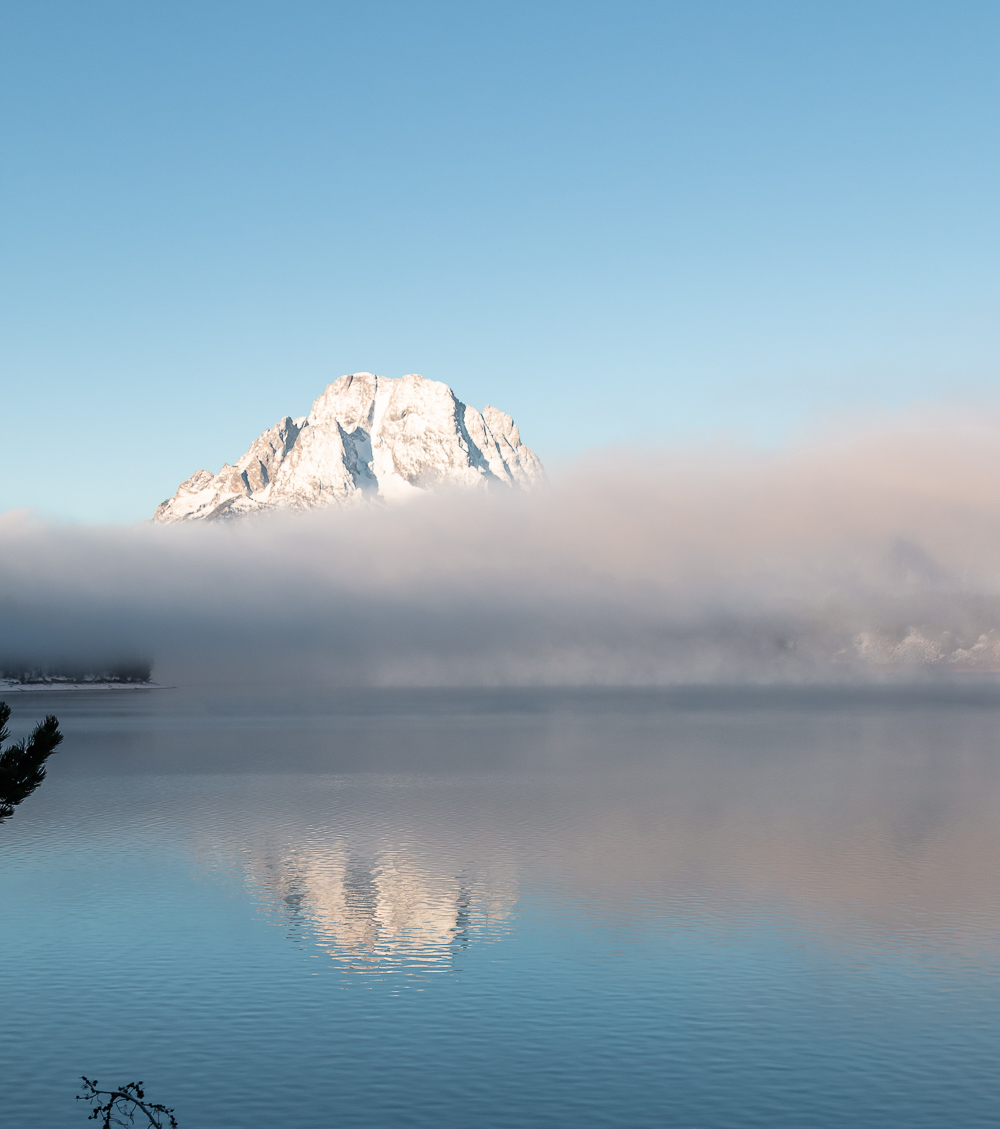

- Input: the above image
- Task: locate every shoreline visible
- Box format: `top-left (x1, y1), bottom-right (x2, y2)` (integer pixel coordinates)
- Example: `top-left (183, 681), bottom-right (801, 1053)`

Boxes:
top-left (0, 681), bottom-right (168, 693)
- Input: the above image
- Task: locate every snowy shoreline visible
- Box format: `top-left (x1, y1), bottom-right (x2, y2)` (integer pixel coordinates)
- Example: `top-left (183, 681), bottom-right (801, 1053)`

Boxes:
top-left (0, 680), bottom-right (167, 693)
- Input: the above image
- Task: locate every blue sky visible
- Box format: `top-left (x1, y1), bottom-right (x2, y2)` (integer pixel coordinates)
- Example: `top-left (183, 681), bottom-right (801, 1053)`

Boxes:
top-left (2, 0), bottom-right (999, 522)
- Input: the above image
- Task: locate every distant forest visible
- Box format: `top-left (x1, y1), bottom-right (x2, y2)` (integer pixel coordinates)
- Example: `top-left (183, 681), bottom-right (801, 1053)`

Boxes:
top-left (0, 660), bottom-right (152, 685)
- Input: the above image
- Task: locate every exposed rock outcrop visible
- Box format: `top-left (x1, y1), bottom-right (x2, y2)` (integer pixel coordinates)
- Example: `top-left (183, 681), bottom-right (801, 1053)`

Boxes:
top-left (154, 373), bottom-right (544, 522)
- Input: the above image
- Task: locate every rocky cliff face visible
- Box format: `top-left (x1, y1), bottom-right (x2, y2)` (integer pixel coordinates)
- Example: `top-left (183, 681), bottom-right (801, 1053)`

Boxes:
top-left (154, 373), bottom-right (545, 522)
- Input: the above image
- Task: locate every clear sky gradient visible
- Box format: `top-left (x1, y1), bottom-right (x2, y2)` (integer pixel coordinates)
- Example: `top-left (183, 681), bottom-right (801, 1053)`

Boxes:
top-left (3, 1), bottom-right (999, 522)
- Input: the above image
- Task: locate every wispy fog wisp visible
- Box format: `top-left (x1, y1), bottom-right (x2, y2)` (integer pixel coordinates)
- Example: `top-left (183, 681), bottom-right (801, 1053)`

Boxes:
top-left (5, 417), bottom-right (1000, 687)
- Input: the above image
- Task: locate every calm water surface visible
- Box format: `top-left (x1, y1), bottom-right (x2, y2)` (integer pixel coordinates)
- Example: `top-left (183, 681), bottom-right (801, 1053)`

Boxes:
top-left (2, 685), bottom-right (1000, 1128)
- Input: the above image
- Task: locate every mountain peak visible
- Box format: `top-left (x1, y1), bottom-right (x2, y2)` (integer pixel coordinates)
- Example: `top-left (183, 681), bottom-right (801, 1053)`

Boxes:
top-left (154, 373), bottom-right (544, 522)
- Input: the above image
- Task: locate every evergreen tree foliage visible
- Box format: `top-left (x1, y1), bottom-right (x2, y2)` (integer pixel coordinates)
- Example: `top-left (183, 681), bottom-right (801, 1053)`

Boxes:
top-left (0, 701), bottom-right (63, 823)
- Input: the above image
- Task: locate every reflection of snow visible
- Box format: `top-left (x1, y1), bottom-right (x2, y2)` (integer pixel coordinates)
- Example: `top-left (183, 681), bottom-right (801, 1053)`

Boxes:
top-left (246, 843), bottom-right (517, 969)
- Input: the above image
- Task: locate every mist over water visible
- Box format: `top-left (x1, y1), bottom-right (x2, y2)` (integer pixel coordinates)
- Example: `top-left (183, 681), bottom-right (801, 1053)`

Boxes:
top-left (6, 418), bottom-right (1000, 1123)
top-left (35, 682), bottom-right (1000, 945)
top-left (5, 416), bottom-right (1000, 686)
top-left (4, 685), bottom-right (1000, 1128)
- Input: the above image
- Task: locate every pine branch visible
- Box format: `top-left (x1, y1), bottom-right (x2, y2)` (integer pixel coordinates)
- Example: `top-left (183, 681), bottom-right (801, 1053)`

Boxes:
top-left (0, 704), bottom-right (63, 823)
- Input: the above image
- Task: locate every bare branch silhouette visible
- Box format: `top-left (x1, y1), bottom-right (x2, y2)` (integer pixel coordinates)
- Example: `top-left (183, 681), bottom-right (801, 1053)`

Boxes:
top-left (77, 1078), bottom-right (178, 1129)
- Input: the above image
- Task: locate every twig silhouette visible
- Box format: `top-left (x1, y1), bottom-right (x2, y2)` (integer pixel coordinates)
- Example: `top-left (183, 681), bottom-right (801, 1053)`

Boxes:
top-left (77, 1077), bottom-right (178, 1129)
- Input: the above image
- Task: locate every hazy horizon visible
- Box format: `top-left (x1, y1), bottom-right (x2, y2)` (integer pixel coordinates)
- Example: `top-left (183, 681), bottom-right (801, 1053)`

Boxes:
top-left (4, 412), bottom-right (1000, 687)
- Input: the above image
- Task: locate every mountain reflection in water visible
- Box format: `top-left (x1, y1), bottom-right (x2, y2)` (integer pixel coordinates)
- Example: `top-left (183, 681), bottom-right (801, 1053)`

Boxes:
top-left (5, 686), bottom-right (1000, 1129)
top-left (91, 682), bottom-right (1000, 969)
top-left (244, 840), bottom-right (516, 970)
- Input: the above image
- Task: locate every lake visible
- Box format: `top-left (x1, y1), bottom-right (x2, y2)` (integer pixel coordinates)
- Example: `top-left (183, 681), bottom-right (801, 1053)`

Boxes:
top-left (2, 684), bottom-right (1000, 1128)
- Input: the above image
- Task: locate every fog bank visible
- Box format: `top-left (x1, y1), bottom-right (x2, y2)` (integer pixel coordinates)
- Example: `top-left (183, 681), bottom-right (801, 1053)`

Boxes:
top-left (5, 416), bottom-right (1000, 687)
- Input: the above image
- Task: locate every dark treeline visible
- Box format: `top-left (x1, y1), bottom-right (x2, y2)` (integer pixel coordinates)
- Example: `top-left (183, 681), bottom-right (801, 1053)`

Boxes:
top-left (0, 659), bottom-right (152, 684)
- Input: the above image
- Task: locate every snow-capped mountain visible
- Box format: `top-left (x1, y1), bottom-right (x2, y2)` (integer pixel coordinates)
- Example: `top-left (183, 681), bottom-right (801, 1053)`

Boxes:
top-left (154, 373), bottom-right (545, 522)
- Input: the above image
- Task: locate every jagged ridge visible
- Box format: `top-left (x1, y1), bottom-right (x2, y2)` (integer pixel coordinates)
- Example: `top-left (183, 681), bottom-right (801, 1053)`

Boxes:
top-left (154, 373), bottom-right (545, 522)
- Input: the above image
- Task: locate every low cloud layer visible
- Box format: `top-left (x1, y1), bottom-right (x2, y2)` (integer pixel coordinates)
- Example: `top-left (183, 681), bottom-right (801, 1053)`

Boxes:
top-left (5, 414), bottom-right (1000, 687)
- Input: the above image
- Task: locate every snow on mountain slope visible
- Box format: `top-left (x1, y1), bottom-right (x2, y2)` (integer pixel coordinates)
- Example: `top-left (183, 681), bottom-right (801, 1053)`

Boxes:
top-left (154, 373), bottom-right (545, 522)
